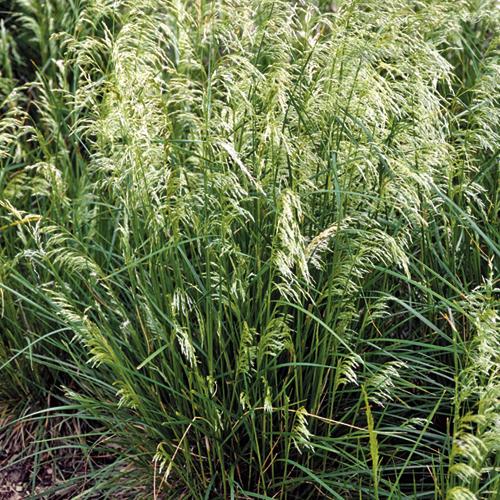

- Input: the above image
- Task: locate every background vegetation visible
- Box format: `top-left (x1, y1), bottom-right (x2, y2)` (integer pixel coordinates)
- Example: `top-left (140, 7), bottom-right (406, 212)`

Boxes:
top-left (0, 0), bottom-right (498, 498)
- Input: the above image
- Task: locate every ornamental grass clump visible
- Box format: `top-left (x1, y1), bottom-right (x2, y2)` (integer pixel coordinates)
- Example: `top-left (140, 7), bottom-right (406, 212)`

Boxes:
top-left (0, 0), bottom-right (498, 498)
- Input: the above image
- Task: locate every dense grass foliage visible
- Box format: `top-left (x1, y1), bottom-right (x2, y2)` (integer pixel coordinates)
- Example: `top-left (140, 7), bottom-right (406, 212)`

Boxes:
top-left (0, 0), bottom-right (498, 498)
